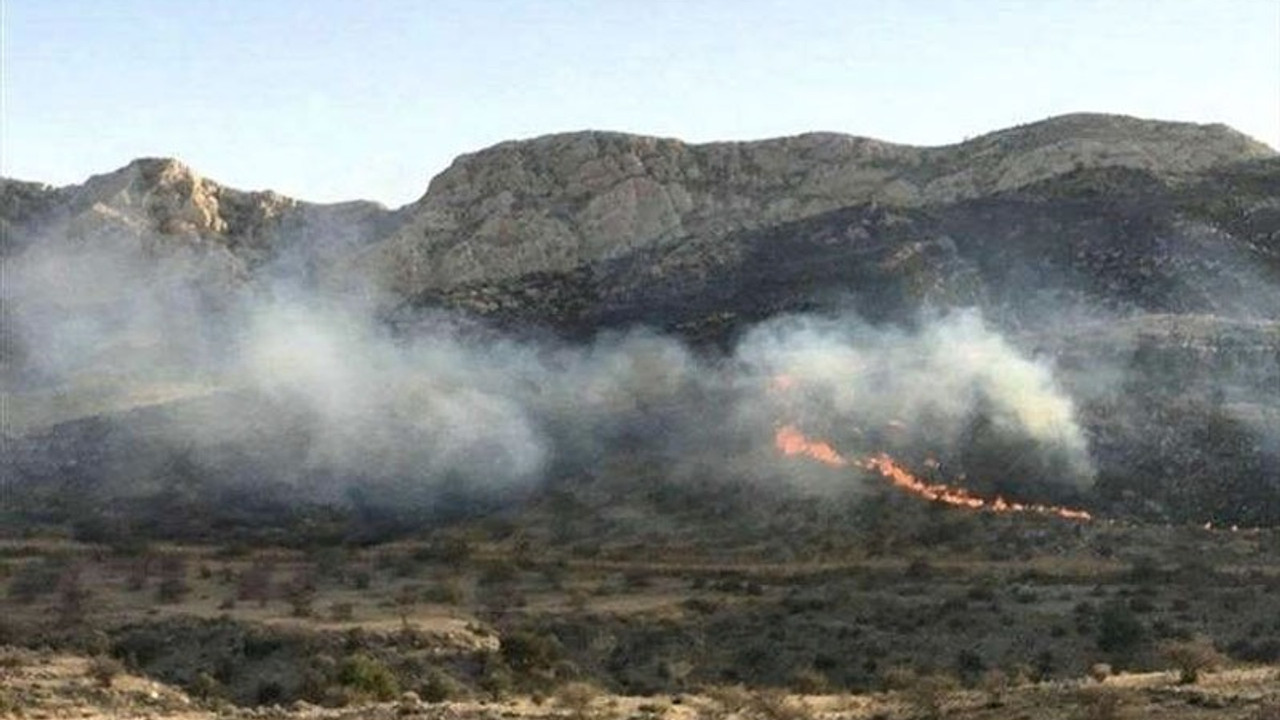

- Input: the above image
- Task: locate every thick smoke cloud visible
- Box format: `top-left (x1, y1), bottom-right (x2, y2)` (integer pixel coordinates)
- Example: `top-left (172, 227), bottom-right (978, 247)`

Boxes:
top-left (736, 312), bottom-right (1093, 484)
top-left (3, 231), bottom-right (1095, 509)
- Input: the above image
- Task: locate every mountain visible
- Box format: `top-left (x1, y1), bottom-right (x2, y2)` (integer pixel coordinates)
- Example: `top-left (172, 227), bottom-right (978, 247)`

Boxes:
top-left (4, 113), bottom-right (1280, 535)
top-left (0, 157), bottom-right (399, 282)
top-left (353, 113), bottom-right (1273, 299)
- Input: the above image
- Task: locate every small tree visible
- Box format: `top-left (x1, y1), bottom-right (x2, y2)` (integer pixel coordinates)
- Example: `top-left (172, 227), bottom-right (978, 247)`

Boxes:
top-left (1160, 637), bottom-right (1224, 684)
top-left (395, 584), bottom-right (419, 628)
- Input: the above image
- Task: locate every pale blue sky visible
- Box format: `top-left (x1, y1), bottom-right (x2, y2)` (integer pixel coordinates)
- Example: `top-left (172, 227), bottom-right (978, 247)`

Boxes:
top-left (4, 0), bottom-right (1278, 207)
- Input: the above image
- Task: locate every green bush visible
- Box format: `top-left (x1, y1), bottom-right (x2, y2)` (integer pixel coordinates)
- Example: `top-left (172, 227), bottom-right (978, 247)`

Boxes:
top-left (338, 653), bottom-right (400, 701)
top-left (418, 667), bottom-right (464, 703)
top-left (499, 629), bottom-right (561, 674)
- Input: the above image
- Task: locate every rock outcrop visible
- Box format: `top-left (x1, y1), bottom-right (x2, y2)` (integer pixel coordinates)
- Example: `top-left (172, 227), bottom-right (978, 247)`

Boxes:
top-left (353, 113), bottom-right (1273, 298)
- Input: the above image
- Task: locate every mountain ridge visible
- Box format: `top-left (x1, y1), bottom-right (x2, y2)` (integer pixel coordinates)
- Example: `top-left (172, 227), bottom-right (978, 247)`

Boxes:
top-left (4, 113), bottom-right (1271, 286)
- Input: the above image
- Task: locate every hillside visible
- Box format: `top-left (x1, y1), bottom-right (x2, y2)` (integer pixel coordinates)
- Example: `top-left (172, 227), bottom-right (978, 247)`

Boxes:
top-left (3, 113), bottom-right (1280, 536)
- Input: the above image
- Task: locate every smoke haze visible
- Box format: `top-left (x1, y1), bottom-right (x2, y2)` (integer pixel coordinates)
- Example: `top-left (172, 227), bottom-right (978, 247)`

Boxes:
top-left (2, 225), bottom-right (1096, 512)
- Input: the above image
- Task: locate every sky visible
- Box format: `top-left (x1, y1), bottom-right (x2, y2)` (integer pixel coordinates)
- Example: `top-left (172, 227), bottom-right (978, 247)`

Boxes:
top-left (3, 0), bottom-right (1278, 207)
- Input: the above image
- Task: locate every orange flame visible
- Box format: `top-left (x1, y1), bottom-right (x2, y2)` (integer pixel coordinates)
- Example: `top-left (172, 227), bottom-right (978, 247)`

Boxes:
top-left (775, 425), bottom-right (848, 467)
top-left (775, 425), bottom-right (1091, 521)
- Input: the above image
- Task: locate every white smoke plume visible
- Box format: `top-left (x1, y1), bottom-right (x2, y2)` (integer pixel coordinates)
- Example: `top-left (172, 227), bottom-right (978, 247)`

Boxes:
top-left (736, 311), bottom-right (1093, 485)
top-left (3, 230), bottom-right (1095, 508)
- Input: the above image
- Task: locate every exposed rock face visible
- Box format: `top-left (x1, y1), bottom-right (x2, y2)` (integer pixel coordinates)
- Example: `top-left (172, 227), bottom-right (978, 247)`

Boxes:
top-left (2, 157), bottom-right (397, 288)
top-left (354, 113), bottom-right (1273, 297)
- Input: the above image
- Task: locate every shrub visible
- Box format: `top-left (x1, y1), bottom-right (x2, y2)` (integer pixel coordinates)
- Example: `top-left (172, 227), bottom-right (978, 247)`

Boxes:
top-left (87, 656), bottom-right (124, 688)
top-left (57, 565), bottom-right (92, 623)
top-left (418, 667), bottom-right (463, 703)
top-left (477, 656), bottom-right (514, 700)
top-left (1160, 637), bottom-right (1224, 684)
top-left (155, 554), bottom-right (190, 604)
top-left (902, 673), bottom-right (959, 720)
top-left (978, 668), bottom-right (1011, 706)
top-left (954, 649), bottom-right (986, 687)
top-left (555, 681), bottom-right (602, 720)
top-left (789, 667), bottom-right (830, 694)
top-left (879, 665), bottom-right (919, 691)
top-left (338, 653), bottom-right (399, 701)
top-left (747, 689), bottom-right (811, 720)
top-left (0, 688), bottom-right (15, 715)
top-left (156, 575), bottom-right (188, 604)
top-left (422, 579), bottom-right (466, 605)
top-left (500, 629), bottom-right (561, 674)
top-left (1073, 687), bottom-right (1132, 720)
top-left (703, 684), bottom-right (752, 713)
top-left (191, 671), bottom-right (223, 702)
top-left (395, 584), bottom-right (419, 626)
top-left (286, 577), bottom-right (317, 618)
top-left (329, 602), bottom-right (355, 622)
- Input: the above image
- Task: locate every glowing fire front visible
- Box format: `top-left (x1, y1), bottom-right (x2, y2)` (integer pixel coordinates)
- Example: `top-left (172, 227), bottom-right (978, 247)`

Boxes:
top-left (774, 425), bottom-right (849, 467)
top-left (774, 424), bottom-right (1092, 521)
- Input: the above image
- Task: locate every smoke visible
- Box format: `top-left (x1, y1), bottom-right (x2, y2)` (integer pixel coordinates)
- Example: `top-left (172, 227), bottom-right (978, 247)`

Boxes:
top-left (3, 228), bottom-right (1095, 513)
top-left (734, 311), bottom-right (1094, 488)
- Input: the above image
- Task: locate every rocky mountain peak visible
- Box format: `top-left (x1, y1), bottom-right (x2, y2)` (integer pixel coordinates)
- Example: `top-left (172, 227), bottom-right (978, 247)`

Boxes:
top-left (359, 114), bottom-right (1274, 298)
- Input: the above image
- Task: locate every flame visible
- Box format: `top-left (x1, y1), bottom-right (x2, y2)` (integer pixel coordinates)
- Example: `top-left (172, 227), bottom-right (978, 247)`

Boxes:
top-left (863, 451), bottom-right (1092, 520)
top-left (775, 425), bottom-right (848, 467)
top-left (774, 425), bottom-right (1092, 521)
